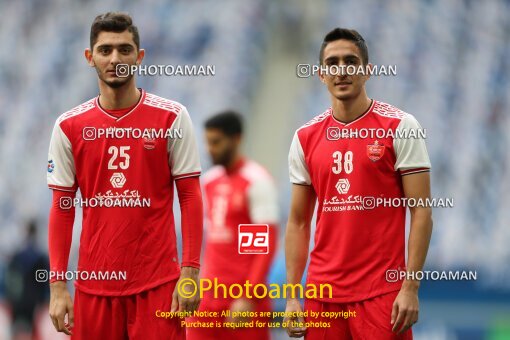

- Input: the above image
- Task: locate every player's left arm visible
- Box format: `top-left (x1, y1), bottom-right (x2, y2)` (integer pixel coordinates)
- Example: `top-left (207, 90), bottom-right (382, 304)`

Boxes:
top-left (167, 106), bottom-right (203, 313)
top-left (230, 175), bottom-right (279, 320)
top-left (392, 172), bottom-right (433, 333)
top-left (172, 176), bottom-right (203, 313)
top-left (391, 114), bottom-right (433, 333)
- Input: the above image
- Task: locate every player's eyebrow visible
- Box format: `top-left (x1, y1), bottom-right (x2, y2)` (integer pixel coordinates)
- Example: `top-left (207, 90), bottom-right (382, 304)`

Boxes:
top-left (324, 54), bottom-right (360, 64)
top-left (343, 54), bottom-right (360, 61)
top-left (117, 43), bottom-right (135, 49)
top-left (96, 43), bottom-right (135, 50)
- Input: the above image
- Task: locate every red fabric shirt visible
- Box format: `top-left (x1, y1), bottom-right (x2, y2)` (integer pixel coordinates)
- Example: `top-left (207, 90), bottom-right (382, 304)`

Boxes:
top-left (289, 100), bottom-right (431, 302)
top-left (47, 90), bottom-right (202, 295)
top-left (201, 159), bottom-right (279, 286)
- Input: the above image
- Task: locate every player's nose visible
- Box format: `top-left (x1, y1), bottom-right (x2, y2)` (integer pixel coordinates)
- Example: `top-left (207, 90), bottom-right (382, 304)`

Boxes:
top-left (110, 50), bottom-right (122, 64)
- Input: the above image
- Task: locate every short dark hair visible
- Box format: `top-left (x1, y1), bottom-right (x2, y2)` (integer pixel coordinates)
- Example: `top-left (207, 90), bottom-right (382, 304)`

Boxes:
top-left (319, 28), bottom-right (368, 65)
top-left (90, 12), bottom-right (140, 50)
top-left (205, 111), bottom-right (243, 137)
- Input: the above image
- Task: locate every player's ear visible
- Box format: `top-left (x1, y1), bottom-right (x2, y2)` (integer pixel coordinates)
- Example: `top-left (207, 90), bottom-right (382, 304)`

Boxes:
top-left (236, 134), bottom-right (242, 144)
top-left (317, 71), bottom-right (326, 84)
top-left (364, 63), bottom-right (373, 82)
top-left (84, 48), bottom-right (94, 67)
top-left (136, 49), bottom-right (145, 65)
top-left (318, 64), bottom-right (326, 84)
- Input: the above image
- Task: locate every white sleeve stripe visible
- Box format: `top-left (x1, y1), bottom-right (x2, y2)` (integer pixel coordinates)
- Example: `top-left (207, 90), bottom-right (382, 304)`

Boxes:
top-left (174, 172), bottom-right (201, 180)
top-left (168, 107), bottom-right (202, 177)
top-left (292, 182), bottom-right (312, 186)
top-left (48, 184), bottom-right (77, 192)
top-left (393, 114), bottom-right (431, 171)
top-left (289, 132), bottom-right (311, 185)
top-left (401, 168), bottom-right (430, 176)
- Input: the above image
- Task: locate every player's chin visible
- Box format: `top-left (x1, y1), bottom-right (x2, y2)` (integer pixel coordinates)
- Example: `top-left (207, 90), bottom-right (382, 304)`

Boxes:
top-left (333, 90), bottom-right (356, 101)
top-left (329, 85), bottom-right (349, 96)
top-left (104, 77), bottom-right (131, 89)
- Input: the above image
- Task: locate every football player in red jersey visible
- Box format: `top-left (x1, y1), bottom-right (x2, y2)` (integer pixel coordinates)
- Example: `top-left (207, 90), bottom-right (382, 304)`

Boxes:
top-left (47, 12), bottom-right (203, 339)
top-left (285, 28), bottom-right (433, 339)
top-left (186, 111), bottom-right (279, 340)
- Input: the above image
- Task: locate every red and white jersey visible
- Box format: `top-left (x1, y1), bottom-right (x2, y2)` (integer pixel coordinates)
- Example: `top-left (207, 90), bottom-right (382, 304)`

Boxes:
top-left (47, 89), bottom-right (201, 296)
top-left (201, 158), bottom-right (278, 285)
top-left (289, 100), bottom-right (431, 303)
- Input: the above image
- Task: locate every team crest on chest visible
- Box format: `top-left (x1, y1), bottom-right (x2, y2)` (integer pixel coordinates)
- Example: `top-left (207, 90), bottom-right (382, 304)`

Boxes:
top-left (143, 137), bottom-right (156, 150)
top-left (367, 140), bottom-right (385, 161)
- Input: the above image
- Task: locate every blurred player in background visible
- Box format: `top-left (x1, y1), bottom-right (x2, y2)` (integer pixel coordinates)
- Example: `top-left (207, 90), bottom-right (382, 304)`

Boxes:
top-left (46, 12), bottom-right (203, 339)
top-left (5, 220), bottom-right (48, 340)
top-left (187, 111), bottom-right (279, 340)
top-left (285, 28), bottom-right (433, 339)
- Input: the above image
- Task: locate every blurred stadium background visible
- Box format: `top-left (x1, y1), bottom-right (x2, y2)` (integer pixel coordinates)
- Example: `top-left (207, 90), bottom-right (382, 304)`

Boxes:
top-left (0, 0), bottom-right (509, 339)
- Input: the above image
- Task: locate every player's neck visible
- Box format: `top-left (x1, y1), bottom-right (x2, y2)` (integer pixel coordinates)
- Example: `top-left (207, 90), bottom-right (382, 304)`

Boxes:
top-left (225, 154), bottom-right (243, 173)
top-left (331, 92), bottom-right (372, 124)
top-left (98, 81), bottom-right (141, 110)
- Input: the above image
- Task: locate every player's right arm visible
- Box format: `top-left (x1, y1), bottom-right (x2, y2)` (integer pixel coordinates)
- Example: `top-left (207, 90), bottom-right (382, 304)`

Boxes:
top-left (47, 119), bottom-right (77, 335)
top-left (284, 184), bottom-right (316, 337)
top-left (284, 132), bottom-right (316, 338)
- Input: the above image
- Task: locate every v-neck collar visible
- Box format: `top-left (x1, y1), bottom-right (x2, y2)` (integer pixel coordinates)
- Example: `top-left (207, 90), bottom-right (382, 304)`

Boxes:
top-left (329, 99), bottom-right (375, 127)
top-left (96, 89), bottom-right (145, 122)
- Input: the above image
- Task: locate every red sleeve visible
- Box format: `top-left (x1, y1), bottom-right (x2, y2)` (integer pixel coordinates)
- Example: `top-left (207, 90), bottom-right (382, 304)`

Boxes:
top-left (246, 224), bottom-right (278, 284)
top-left (175, 176), bottom-right (203, 269)
top-left (48, 190), bottom-right (76, 283)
